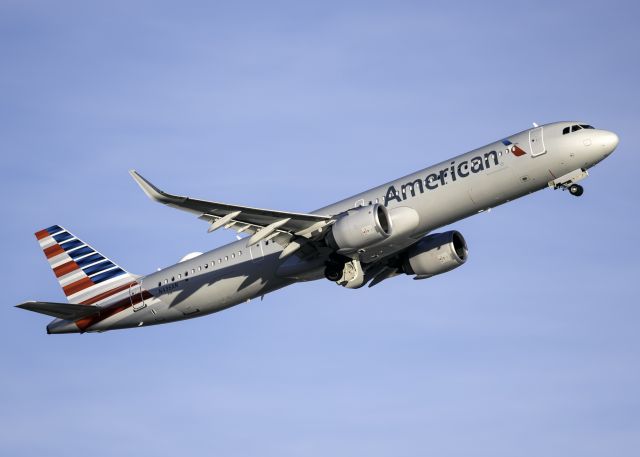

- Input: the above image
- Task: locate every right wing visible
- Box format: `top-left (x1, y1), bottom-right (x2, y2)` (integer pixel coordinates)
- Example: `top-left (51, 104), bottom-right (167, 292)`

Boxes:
top-left (16, 301), bottom-right (102, 320)
top-left (129, 171), bottom-right (335, 257)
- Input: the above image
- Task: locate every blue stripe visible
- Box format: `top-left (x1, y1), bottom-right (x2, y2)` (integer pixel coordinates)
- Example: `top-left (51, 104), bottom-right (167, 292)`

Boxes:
top-left (53, 231), bottom-right (73, 243)
top-left (91, 268), bottom-right (126, 283)
top-left (60, 239), bottom-right (83, 251)
top-left (46, 225), bottom-right (63, 234)
top-left (68, 246), bottom-right (94, 259)
top-left (75, 253), bottom-right (105, 267)
top-left (83, 260), bottom-right (115, 276)
top-left (501, 139), bottom-right (512, 146)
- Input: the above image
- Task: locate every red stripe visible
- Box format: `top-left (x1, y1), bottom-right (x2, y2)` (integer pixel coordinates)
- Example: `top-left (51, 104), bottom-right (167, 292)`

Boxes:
top-left (44, 244), bottom-right (65, 259)
top-left (76, 289), bottom-right (153, 332)
top-left (35, 229), bottom-right (50, 240)
top-left (80, 281), bottom-right (136, 305)
top-left (512, 145), bottom-right (527, 157)
top-left (63, 277), bottom-right (95, 296)
top-left (54, 261), bottom-right (80, 278)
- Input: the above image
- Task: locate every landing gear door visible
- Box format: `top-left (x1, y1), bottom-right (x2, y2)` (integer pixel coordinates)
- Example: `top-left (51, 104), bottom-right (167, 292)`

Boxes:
top-left (129, 283), bottom-right (146, 311)
top-left (529, 127), bottom-right (546, 157)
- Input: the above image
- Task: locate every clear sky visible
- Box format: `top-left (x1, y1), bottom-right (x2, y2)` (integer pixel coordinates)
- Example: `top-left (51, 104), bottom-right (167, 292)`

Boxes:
top-left (2, 1), bottom-right (639, 455)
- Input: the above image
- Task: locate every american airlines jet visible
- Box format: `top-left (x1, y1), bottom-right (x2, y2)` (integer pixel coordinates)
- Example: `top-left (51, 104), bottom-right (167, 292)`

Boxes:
top-left (18, 121), bottom-right (619, 334)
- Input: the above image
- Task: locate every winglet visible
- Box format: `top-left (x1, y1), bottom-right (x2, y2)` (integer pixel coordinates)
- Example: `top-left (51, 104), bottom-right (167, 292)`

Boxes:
top-left (129, 170), bottom-right (183, 204)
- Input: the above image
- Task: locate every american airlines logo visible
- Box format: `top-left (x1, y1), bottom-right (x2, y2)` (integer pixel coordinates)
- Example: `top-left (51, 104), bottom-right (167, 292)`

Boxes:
top-left (384, 141), bottom-right (525, 206)
top-left (502, 139), bottom-right (527, 157)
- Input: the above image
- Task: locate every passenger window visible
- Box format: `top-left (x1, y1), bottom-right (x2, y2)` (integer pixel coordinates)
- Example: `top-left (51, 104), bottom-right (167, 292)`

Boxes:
top-left (571, 125), bottom-right (582, 132)
top-left (218, 259), bottom-right (222, 264)
top-left (158, 282), bottom-right (161, 287)
top-left (184, 272), bottom-right (188, 277)
top-left (562, 127), bottom-right (570, 135)
top-left (238, 251), bottom-right (242, 256)
top-left (198, 266), bottom-right (202, 271)
top-left (204, 264), bottom-right (208, 269)
top-left (164, 279), bottom-right (168, 284)
top-left (225, 256), bottom-right (229, 261)
top-left (231, 253), bottom-right (235, 258)
top-left (171, 277), bottom-right (175, 282)
top-left (178, 274), bottom-right (182, 279)
top-left (192, 268), bottom-right (195, 274)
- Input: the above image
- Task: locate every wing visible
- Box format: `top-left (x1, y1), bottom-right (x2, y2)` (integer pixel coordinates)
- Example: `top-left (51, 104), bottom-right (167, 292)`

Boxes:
top-left (16, 301), bottom-right (102, 320)
top-left (129, 171), bottom-right (333, 257)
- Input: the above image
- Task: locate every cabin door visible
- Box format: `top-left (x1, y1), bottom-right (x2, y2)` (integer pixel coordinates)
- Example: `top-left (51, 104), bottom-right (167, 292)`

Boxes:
top-left (129, 283), bottom-right (146, 311)
top-left (529, 127), bottom-right (546, 156)
top-left (250, 242), bottom-right (264, 263)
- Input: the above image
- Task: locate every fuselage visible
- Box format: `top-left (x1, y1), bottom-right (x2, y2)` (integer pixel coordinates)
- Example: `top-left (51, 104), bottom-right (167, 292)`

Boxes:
top-left (47, 121), bottom-right (619, 333)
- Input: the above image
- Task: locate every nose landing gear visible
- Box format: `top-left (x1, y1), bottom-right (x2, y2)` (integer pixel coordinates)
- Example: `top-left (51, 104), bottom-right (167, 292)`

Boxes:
top-left (548, 168), bottom-right (588, 198)
top-left (568, 184), bottom-right (584, 197)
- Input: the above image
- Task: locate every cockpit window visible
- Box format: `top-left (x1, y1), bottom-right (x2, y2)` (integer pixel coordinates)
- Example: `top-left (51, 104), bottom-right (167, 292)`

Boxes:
top-left (563, 124), bottom-right (595, 135)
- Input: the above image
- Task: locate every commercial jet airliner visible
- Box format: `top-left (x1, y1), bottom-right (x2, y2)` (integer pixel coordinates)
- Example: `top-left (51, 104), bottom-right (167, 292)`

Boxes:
top-left (18, 121), bottom-right (619, 333)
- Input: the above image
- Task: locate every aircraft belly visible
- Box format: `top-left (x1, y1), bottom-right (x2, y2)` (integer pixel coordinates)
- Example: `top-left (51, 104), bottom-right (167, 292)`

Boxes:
top-left (468, 162), bottom-right (515, 208)
top-left (414, 183), bottom-right (478, 230)
top-left (167, 257), bottom-right (284, 316)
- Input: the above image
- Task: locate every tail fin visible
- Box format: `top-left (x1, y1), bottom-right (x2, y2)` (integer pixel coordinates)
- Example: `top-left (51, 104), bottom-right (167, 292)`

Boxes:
top-left (35, 225), bottom-right (138, 305)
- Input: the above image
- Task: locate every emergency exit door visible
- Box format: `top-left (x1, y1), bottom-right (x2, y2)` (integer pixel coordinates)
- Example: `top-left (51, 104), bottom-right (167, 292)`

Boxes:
top-left (129, 283), bottom-right (146, 311)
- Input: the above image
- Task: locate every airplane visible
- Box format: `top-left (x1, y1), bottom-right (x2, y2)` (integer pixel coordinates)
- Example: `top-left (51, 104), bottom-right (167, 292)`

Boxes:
top-left (17, 121), bottom-right (619, 334)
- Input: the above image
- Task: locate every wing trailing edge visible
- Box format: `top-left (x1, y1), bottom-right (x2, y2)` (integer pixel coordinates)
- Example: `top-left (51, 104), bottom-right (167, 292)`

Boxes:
top-left (129, 170), bottom-right (333, 247)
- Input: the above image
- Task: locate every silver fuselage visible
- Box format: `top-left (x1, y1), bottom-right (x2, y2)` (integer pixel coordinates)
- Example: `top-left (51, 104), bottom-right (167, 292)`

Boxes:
top-left (47, 121), bottom-right (619, 333)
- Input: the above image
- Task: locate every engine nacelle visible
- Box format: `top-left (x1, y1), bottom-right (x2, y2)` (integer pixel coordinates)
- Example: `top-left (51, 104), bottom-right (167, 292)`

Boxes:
top-left (326, 203), bottom-right (392, 254)
top-left (403, 231), bottom-right (468, 278)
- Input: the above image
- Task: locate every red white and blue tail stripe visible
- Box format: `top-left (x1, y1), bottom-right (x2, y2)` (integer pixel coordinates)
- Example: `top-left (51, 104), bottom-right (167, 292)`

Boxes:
top-left (35, 225), bottom-right (138, 305)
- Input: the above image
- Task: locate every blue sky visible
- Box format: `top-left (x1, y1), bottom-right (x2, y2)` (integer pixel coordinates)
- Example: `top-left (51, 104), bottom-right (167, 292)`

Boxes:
top-left (2, 1), bottom-right (639, 455)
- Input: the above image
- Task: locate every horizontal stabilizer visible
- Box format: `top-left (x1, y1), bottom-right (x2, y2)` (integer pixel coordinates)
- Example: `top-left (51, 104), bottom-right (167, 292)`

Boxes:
top-left (16, 301), bottom-right (102, 320)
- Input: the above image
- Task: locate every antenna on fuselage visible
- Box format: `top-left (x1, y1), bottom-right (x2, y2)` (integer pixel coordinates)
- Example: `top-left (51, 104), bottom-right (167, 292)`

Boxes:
top-left (532, 122), bottom-right (539, 127)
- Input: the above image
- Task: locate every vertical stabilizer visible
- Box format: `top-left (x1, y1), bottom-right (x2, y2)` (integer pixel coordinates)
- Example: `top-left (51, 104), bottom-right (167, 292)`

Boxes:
top-left (34, 225), bottom-right (138, 305)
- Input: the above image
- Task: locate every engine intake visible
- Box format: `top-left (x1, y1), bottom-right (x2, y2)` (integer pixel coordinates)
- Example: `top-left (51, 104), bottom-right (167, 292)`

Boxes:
top-left (326, 203), bottom-right (392, 254)
top-left (403, 231), bottom-right (468, 278)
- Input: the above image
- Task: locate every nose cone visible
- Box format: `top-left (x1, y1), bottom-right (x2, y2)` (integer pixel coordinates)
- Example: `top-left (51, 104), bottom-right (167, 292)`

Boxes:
top-left (600, 130), bottom-right (619, 155)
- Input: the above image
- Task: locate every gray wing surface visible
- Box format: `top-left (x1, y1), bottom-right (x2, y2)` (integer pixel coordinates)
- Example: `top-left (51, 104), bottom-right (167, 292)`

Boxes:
top-left (16, 301), bottom-right (101, 320)
top-left (129, 171), bottom-right (333, 251)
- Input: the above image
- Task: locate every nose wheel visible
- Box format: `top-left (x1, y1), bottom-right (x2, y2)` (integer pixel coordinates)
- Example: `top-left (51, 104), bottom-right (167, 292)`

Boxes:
top-left (548, 168), bottom-right (588, 197)
top-left (568, 184), bottom-right (584, 197)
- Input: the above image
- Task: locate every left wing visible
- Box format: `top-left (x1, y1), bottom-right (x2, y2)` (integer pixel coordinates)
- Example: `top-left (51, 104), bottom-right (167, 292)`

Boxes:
top-left (130, 171), bottom-right (333, 257)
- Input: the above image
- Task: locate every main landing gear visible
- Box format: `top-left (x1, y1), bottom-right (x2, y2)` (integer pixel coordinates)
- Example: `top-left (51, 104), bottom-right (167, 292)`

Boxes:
top-left (568, 183), bottom-right (584, 197)
top-left (324, 254), bottom-right (366, 289)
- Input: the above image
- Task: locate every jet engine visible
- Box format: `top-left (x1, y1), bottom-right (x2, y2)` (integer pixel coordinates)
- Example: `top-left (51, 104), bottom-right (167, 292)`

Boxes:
top-left (402, 231), bottom-right (468, 278)
top-left (325, 203), bottom-right (392, 254)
